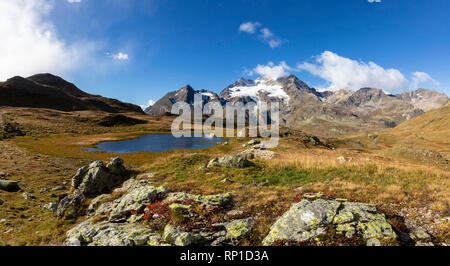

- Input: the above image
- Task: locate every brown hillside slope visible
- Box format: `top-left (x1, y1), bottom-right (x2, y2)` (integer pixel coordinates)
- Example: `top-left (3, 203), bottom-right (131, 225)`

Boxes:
top-left (0, 73), bottom-right (143, 114)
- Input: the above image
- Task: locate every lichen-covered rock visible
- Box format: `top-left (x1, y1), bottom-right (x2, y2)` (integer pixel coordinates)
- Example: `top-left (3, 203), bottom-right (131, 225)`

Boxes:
top-left (165, 192), bottom-right (233, 207)
top-left (163, 224), bottom-right (201, 246)
top-left (66, 220), bottom-right (166, 246)
top-left (333, 202), bottom-right (396, 240)
top-left (226, 218), bottom-right (254, 239)
top-left (263, 199), bottom-right (397, 246)
top-left (207, 155), bottom-right (253, 168)
top-left (109, 184), bottom-right (170, 221)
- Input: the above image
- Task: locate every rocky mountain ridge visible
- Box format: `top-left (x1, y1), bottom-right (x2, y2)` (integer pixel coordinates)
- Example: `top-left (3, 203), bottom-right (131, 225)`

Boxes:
top-left (147, 75), bottom-right (448, 137)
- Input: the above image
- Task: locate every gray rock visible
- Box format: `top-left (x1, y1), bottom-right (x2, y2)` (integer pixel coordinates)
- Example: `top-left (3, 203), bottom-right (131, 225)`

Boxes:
top-left (57, 191), bottom-right (84, 218)
top-left (43, 202), bottom-right (58, 212)
top-left (416, 241), bottom-right (434, 246)
top-left (409, 228), bottom-right (432, 242)
top-left (165, 192), bottom-right (233, 207)
top-left (106, 157), bottom-right (126, 176)
top-left (58, 158), bottom-right (128, 218)
top-left (207, 155), bottom-right (253, 168)
top-left (88, 194), bottom-right (112, 214)
top-left (136, 172), bottom-right (157, 179)
top-left (66, 220), bottom-right (167, 246)
top-left (0, 179), bottom-right (19, 192)
top-left (225, 208), bottom-right (244, 220)
top-left (72, 158), bottom-right (127, 198)
top-left (247, 139), bottom-right (261, 146)
top-left (22, 192), bottom-right (36, 200)
top-left (163, 224), bottom-right (201, 246)
top-left (65, 238), bottom-right (81, 246)
top-left (240, 149), bottom-right (276, 160)
top-left (263, 199), bottom-right (397, 245)
top-left (51, 186), bottom-right (67, 192)
top-left (109, 185), bottom-right (170, 221)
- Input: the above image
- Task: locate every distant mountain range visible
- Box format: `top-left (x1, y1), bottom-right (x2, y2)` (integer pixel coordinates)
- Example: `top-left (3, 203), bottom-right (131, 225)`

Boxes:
top-left (0, 73), bottom-right (447, 137)
top-left (147, 75), bottom-right (448, 137)
top-left (0, 74), bottom-right (143, 113)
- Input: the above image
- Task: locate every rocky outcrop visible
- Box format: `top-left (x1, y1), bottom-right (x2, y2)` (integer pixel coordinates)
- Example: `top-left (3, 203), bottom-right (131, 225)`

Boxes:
top-left (263, 198), bottom-right (397, 246)
top-left (207, 155), bottom-right (253, 168)
top-left (57, 158), bottom-right (129, 218)
top-left (64, 174), bottom-right (254, 246)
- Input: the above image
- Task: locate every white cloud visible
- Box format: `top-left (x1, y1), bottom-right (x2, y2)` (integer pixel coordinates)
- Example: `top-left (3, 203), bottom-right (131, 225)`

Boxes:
top-left (368, 0), bottom-right (382, 3)
top-left (268, 39), bottom-right (283, 49)
top-left (297, 51), bottom-right (409, 92)
top-left (239, 22), bottom-right (261, 34)
top-left (248, 61), bottom-right (292, 80)
top-left (112, 52), bottom-right (129, 60)
top-left (67, 0), bottom-right (82, 3)
top-left (411, 71), bottom-right (439, 89)
top-left (260, 28), bottom-right (274, 39)
top-left (0, 0), bottom-right (97, 81)
top-left (239, 21), bottom-right (284, 49)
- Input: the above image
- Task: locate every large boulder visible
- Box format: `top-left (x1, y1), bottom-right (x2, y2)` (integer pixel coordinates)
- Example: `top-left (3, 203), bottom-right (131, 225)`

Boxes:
top-left (66, 220), bottom-right (167, 246)
top-left (207, 155), bottom-right (253, 168)
top-left (263, 199), bottom-right (397, 246)
top-left (72, 158), bottom-right (127, 197)
top-left (0, 179), bottom-right (20, 192)
top-left (58, 158), bottom-right (128, 218)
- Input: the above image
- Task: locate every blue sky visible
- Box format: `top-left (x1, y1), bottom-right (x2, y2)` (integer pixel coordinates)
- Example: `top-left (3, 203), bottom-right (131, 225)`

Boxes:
top-left (1, 0), bottom-right (449, 108)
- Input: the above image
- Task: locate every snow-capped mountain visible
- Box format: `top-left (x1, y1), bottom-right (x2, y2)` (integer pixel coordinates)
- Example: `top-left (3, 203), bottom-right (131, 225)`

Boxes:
top-left (147, 75), bottom-right (448, 137)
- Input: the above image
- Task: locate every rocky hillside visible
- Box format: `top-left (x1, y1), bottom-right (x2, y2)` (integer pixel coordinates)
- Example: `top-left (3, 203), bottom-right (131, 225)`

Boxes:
top-left (147, 75), bottom-right (448, 137)
top-left (0, 73), bottom-right (143, 113)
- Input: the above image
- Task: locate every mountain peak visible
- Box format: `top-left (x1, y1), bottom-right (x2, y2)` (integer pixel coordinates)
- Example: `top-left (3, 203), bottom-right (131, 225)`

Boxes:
top-left (27, 73), bottom-right (88, 97)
